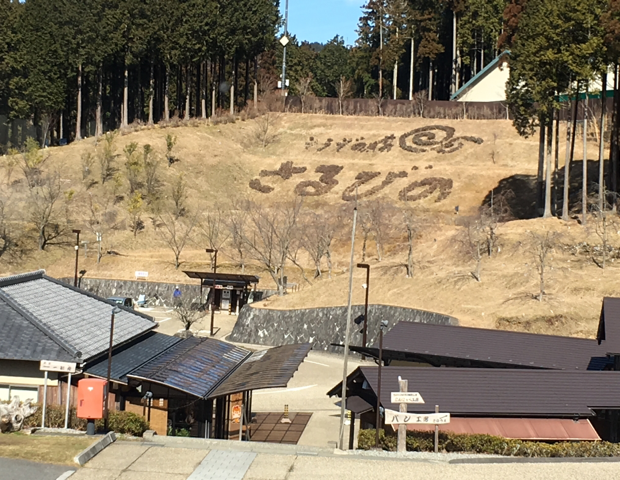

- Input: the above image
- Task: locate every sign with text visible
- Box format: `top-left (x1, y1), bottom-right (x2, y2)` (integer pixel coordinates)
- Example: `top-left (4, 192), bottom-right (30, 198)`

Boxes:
top-left (391, 392), bottom-right (425, 404)
top-left (385, 409), bottom-right (450, 425)
top-left (135, 271), bottom-right (148, 279)
top-left (40, 360), bottom-right (77, 373)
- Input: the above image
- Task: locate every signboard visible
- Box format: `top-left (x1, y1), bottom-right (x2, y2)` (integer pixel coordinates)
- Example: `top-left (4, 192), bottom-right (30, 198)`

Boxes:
top-left (280, 35), bottom-right (289, 47)
top-left (385, 409), bottom-right (450, 425)
top-left (135, 271), bottom-right (148, 279)
top-left (391, 392), bottom-right (424, 404)
top-left (40, 360), bottom-right (77, 373)
top-left (231, 405), bottom-right (242, 420)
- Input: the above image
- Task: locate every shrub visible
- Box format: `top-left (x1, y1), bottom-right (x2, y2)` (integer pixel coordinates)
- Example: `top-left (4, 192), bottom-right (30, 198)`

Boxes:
top-left (358, 429), bottom-right (620, 458)
top-left (99, 411), bottom-right (149, 437)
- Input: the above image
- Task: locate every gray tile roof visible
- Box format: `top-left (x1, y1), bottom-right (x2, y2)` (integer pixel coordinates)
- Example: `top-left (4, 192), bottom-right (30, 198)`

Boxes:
top-left (0, 294), bottom-right (74, 362)
top-left (0, 271), bottom-right (156, 362)
top-left (86, 332), bottom-right (183, 383)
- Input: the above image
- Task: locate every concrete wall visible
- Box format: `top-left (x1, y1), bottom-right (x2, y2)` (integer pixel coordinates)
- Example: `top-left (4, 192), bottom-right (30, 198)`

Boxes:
top-left (58, 277), bottom-right (203, 307)
top-left (0, 360), bottom-right (61, 402)
top-left (229, 304), bottom-right (457, 352)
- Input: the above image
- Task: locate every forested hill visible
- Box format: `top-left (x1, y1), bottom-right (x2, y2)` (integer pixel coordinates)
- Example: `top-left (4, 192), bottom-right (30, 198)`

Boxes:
top-left (1, 0), bottom-right (617, 152)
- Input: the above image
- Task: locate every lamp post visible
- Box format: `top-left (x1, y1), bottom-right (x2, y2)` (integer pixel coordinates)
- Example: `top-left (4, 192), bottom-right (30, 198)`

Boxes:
top-left (72, 229), bottom-right (81, 287)
top-left (356, 263), bottom-right (370, 358)
top-left (104, 306), bottom-right (121, 432)
top-left (206, 248), bottom-right (218, 336)
top-left (375, 319), bottom-right (388, 449)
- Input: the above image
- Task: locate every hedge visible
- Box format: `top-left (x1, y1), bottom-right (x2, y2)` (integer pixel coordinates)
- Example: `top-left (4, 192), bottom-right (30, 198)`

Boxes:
top-left (358, 429), bottom-right (620, 457)
top-left (22, 404), bottom-right (149, 437)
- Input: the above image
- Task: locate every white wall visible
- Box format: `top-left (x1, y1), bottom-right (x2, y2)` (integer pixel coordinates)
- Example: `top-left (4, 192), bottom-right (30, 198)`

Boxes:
top-left (457, 60), bottom-right (510, 102)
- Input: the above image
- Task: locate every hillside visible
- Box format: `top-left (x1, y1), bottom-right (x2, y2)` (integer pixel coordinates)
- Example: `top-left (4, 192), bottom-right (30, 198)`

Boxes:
top-left (0, 113), bottom-right (614, 338)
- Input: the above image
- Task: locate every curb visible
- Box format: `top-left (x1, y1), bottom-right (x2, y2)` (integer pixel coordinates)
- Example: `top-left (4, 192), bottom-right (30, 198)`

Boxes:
top-left (73, 432), bottom-right (117, 466)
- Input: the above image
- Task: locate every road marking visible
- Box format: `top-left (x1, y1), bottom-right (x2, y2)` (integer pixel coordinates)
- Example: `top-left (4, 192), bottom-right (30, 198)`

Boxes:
top-left (56, 471), bottom-right (75, 480)
top-left (254, 384), bottom-right (317, 395)
top-left (305, 360), bottom-right (330, 367)
top-left (157, 317), bottom-right (171, 323)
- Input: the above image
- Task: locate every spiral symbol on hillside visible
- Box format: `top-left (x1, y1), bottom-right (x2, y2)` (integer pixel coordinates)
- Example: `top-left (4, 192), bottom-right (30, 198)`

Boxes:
top-left (399, 125), bottom-right (482, 154)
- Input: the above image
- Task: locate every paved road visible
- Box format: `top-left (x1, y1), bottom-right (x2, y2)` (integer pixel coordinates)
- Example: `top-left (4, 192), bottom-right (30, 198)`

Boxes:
top-left (0, 457), bottom-right (74, 480)
top-left (65, 441), bottom-right (620, 480)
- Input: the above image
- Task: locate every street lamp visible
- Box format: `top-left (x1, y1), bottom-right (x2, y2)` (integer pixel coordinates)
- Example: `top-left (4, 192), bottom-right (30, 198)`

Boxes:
top-left (356, 263), bottom-right (370, 358)
top-left (375, 319), bottom-right (388, 449)
top-left (205, 248), bottom-right (218, 336)
top-left (104, 305), bottom-right (121, 433)
top-left (72, 229), bottom-right (81, 287)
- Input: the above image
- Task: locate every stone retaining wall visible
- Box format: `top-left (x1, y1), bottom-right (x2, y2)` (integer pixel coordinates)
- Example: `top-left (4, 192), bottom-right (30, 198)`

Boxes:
top-left (229, 304), bottom-right (457, 352)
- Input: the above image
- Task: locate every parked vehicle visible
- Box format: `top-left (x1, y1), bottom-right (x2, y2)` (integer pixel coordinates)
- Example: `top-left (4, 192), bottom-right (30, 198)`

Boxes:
top-left (107, 296), bottom-right (134, 309)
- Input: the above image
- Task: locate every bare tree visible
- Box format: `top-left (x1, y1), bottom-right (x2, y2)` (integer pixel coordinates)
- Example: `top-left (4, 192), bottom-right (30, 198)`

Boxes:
top-left (364, 198), bottom-right (394, 262)
top-left (225, 201), bottom-right (249, 274)
top-left (299, 211), bottom-right (329, 278)
top-left (81, 152), bottom-right (95, 181)
top-left (297, 74), bottom-right (314, 114)
top-left (29, 172), bottom-right (67, 250)
top-left (358, 210), bottom-right (373, 262)
top-left (143, 144), bottom-right (161, 200)
top-left (479, 190), bottom-right (514, 257)
top-left (588, 191), bottom-right (617, 270)
top-left (253, 113), bottom-right (280, 148)
top-left (456, 216), bottom-right (486, 282)
top-left (123, 142), bottom-right (142, 194)
top-left (86, 190), bottom-right (118, 263)
top-left (0, 191), bottom-right (22, 260)
top-left (174, 298), bottom-right (204, 333)
top-left (200, 207), bottom-right (229, 270)
top-left (401, 205), bottom-right (419, 278)
top-left (335, 76), bottom-right (353, 115)
top-left (97, 132), bottom-right (117, 184)
top-left (171, 174), bottom-right (187, 219)
top-left (156, 211), bottom-right (198, 269)
top-left (373, 93), bottom-right (384, 117)
top-left (126, 192), bottom-right (144, 237)
top-left (242, 197), bottom-right (303, 295)
top-left (530, 231), bottom-right (558, 302)
top-left (20, 138), bottom-right (48, 188)
top-left (165, 134), bottom-right (177, 167)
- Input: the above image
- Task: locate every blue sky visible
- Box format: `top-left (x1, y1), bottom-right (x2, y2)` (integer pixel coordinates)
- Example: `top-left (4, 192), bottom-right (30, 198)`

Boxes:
top-left (279, 0), bottom-right (365, 45)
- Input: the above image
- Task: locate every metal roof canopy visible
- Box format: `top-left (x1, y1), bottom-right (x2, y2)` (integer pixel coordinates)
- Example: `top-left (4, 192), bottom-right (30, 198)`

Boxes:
top-left (358, 321), bottom-right (610, 371)
top-left (125, 336), bottom-right (311, 399)
top-left (184, 271), bottom-right (259, 287)
top-left (329, 367), bottom-right (620, 417)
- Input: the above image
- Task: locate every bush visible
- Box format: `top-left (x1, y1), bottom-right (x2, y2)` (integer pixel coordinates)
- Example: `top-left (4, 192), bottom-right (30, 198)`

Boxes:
top-left (22, 405), bottom-right (148, 436)
top-left (358, 429), bottom-right (620, 458)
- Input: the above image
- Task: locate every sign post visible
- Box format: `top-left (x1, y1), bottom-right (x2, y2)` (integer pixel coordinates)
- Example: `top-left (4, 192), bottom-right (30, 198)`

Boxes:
top-left (40, 360), bottom-right (77, 430)
top-left (397, 377), bottom-right (407, 453)
top-left (434, 404), bottom-right (439, 453)
top-left (64, 372), bottom-right (72, 429)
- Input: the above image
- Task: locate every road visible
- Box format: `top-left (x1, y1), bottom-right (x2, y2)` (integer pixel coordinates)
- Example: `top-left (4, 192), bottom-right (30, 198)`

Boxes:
top-left (0, 457), bottom-right (74, 480)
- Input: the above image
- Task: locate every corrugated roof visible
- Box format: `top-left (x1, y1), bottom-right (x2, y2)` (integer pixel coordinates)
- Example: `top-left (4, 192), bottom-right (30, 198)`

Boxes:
top-left (0, 271), bottom-right (157, 362)
top-left (85, 332), bottom-right (183, 383)
top-left (128, 337), bottom-right (250, 397)
top-left (337, 367), bottom-right (620, 417)
top-left (370, 321), bottom-right (607, 370)
top-left (210, 343), bottom-right (311, 398)
top-left (393, 418), bottom-right (600, 441)
top-left (597, 297), bottom-right (620, 346)
top-left (0, 294), bottom-right (74, 362)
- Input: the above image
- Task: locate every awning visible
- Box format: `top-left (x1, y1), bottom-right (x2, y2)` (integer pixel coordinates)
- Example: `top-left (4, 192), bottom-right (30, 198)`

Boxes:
top-left (184, 271), bottom-right (259, 287)
top-left (391, 417), bottom-right (601, 441)
top-left (336, 396), bottom-right (374, 415)
top-left (209, 343), bottom-right (312, 398)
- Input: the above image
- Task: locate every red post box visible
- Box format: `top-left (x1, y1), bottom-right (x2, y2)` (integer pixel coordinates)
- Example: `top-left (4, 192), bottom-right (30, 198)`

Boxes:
top-left (77, 378), bottom-right (107, 419)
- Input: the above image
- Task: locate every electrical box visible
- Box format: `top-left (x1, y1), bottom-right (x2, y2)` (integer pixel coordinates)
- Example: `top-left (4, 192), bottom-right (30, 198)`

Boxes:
top-left (77, 378), bottom-right (107, 419)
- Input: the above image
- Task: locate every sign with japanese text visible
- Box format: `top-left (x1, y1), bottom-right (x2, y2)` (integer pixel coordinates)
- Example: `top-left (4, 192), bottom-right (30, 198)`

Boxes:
top-left (385, 409), bottom-right (450, 425)
top-left (391, 392), bottom-right (425, 404)
top-left (40, 360), bottom-right (77, 373)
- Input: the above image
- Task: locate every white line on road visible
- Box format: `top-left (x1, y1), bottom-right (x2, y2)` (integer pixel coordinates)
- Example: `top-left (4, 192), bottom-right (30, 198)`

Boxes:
top-left (56, 471), bottom-right (75, 480)
top-left (305, 360), bottom-right (330, 367)
top-left (254, 384), bottom-right (317, 395)
top-left (156, 317), bottom-right (171, 323)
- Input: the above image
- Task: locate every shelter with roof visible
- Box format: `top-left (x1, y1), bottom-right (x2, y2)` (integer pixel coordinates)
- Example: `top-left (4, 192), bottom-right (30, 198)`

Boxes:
top-left (330, 297), bottom-right (620, 442)
top-left (184, 271), bottom-right (259, 314)
top-left (0, 270), bottom-right (310, 439)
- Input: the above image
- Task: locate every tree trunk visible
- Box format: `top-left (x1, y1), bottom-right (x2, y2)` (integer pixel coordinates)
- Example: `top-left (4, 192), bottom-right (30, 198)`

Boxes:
top-left (583, 86), bottom-right (588, 226)
top-left (361, 233), bottom-right (368, 262)
top-left (95, 67), bottom-right (103, 137)
top-left (553, 110), bottom-right (559, 215)
top-left (611, 65), bottom-right (619, 205)
top-left (409, 37), bottom-right (414, 101)
top-left (326, 248), bottom-right (333, 279)
top-left (406, 225), bottom-right (414, 277)
top-left (164, 65), bottom-right (170, 121)
top-left (148, 62), bottom-right (154, 125)
top-left (244, 57), bottom-right (250, 107)
top-left (452, 11), bottom-right (457, 95)
top-left (537, 122), bottom-right (546, 214)
top-left (392, 30), bottom-right (398, 100)
top-left (201, 61), bottom-right (207, 119)
top-left (254, 58), bottom-right (258, 110)
top-left (599, 73), bottom-right (608, 212)
top-left (428, 60), bottom-right (433, 101)
top-left (543, 114), bottom-right (553, 218)
top-left (212, 84), bottom-right (216, 118)
top-left (76, 63), bottom-right (82, 140)
top-left (230, 84), bottom-right (235, 116)
top-left (563, 83), bottom-right (580, 219)
top-left (122, 64), bottom-right (129, 128)
top-left (184, 65), bottom-right (191, 120)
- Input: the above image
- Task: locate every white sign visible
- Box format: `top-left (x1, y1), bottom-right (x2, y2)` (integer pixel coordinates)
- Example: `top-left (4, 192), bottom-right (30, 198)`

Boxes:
top-left (385, 409), bottom-right (450, 425)
top-left (135, 271), bottom-right (148, 279)
top-left (391, 392), bottom-right (425, 404)
top-left (40, 360), bottom-right (77, 373)
top-left (280, 35), bottom-right (289, 47)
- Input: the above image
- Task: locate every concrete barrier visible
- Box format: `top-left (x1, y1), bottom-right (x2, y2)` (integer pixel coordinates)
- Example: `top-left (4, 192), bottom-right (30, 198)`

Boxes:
top-left (73, 432), bottom-right (117, 465)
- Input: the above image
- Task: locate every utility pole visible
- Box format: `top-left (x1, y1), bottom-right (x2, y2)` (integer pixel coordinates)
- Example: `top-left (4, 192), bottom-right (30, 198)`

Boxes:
top-left (409, 37), bottom-right (414, 101)
top-left (281, 0), bottom-right (289, 97)
top-left (206, 248), bottom-right (218, 336)
top-left (72, 229), bottom-right (81, 287)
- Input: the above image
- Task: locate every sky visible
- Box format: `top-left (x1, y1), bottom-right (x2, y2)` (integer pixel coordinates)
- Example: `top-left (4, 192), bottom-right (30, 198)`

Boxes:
top-left (279, 0), bottom-right (365, 46)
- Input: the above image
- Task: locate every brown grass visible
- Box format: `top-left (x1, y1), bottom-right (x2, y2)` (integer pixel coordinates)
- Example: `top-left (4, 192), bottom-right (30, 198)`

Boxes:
top-left (0, 433), bottom-right (94, 465)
